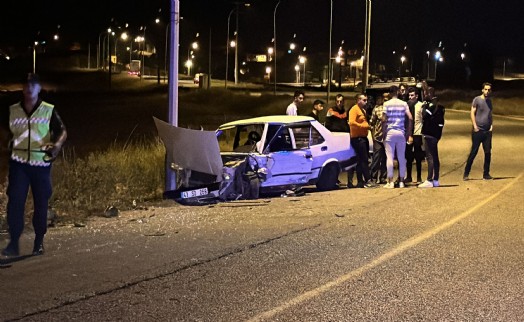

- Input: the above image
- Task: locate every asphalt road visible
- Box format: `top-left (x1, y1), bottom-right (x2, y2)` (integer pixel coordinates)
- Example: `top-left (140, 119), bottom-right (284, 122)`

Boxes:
top-left (1, 110), bottom-right (524, 321)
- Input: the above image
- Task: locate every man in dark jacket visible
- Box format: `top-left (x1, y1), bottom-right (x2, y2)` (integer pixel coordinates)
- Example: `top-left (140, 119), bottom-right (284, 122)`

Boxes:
top-left (418, 96), bottom-right (445, 188)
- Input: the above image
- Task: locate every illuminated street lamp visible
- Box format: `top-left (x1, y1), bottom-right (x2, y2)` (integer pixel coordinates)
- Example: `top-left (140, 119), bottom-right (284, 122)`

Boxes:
top-left (185, 59), bottom-right (193, 76)
top-left (294, 64), bottom-right (300, 84)
top-left (265, 66), bottom-right (271, 83)
top-left (434, 51), bottom-right (442, 80)
top-left (299, 55), bottom-right (306, 86)
top-left (461, 53), bottom-right (465, 60)
top-left (225, 4), bottom-right (250, 88)
top-left (185, 38), bottom-right (199, 76)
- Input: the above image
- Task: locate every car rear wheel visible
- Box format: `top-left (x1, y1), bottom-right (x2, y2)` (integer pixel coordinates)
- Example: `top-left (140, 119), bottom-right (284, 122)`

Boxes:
top-left (316, 163), bottom-right (340, 191)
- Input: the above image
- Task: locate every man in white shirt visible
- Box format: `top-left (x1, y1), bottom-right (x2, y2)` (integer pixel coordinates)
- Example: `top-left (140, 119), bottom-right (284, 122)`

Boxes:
top-left (286, 90), bottom-right (305, 116)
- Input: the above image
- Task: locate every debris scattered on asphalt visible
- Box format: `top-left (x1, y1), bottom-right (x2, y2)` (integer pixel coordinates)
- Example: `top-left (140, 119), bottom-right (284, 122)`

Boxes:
top-left (104, 206), bottom-right (119, 218)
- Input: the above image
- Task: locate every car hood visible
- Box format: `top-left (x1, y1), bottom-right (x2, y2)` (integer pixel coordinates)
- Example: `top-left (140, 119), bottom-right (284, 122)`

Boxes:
top-left (154, 117), bottom-right (223, 179)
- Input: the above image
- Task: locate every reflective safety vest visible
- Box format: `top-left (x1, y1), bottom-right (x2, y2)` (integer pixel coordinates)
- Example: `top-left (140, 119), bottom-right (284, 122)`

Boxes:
top-left (9, 101), bottom-right (54, 167)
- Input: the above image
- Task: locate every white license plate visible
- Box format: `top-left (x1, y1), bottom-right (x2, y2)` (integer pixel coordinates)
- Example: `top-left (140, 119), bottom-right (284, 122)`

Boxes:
top-left (181, 187), bottom-right (209, 199)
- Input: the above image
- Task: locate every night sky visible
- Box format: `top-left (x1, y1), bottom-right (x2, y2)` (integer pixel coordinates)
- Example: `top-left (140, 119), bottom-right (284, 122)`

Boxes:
top-left (1, 0), bottom-right (522, 71)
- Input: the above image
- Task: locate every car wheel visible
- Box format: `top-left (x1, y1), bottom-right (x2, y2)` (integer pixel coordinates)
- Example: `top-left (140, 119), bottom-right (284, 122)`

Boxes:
top-left (316, 163), bottom-right (340, 191)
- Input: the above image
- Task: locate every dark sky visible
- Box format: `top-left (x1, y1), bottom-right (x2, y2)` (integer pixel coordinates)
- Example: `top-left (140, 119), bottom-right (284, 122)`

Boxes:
top-left (1, 0), bottom-right (522, 67)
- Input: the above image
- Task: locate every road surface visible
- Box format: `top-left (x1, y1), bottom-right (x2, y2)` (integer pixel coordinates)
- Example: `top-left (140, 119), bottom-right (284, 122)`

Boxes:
top-left (1, 110), bottom-right (524, 321)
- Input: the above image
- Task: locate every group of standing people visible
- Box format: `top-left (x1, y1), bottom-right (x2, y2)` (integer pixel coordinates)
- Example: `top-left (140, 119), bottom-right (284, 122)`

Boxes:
top-left (286, 81), bottom-right (494, 189)
top-left (286, 82), bottom-right (448, 189)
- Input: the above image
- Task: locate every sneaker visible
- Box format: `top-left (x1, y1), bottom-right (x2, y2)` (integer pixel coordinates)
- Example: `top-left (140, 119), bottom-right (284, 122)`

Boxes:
top-left (463, 176), bottom-right (469, 181)
top-left (405, 177), bottom-right (413, 183)
top-left (418, 180), bottom-right (434, 188)
top-left (398, 182), bottom-right (405, 188)
top-left (383, 182), bottom-right (395, 189)
top-left (32, 237), bottom-right (45, 256)
top-left (432, 180), bottom-right (440, 187)
top-left (1, 242), bottom-right (20, 257)
top-left (364, 181), bottom-right (378, 189)
top-left (483, 175), bottom-right (493, 180)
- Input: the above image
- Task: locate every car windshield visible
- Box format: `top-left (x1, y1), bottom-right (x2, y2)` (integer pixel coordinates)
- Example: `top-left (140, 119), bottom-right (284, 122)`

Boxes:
top-left (217, 124), bottom-right (264, 153)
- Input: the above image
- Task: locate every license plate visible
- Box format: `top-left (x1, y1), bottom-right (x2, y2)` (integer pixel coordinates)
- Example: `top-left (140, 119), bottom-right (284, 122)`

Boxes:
top-left (181, 187), bottom-right (209, 199)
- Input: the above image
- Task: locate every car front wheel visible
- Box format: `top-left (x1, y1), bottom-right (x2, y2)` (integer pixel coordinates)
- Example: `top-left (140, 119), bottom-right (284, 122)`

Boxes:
top-left (316, 163), bottom-right (340, 191)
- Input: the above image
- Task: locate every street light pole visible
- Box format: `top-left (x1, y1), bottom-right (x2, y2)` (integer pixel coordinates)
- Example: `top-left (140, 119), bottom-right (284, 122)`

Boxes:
top-left (362, 0), bottom-right (371, 91)
top-left (166, 0), bottom-right (180, 191)
top-left (273, 0), bottom-right (281, 95)
top-left (327, 0), bottom-right (333, 103)
top-left (225, 8), bottom-right (235, 88)
top-left (234, 2), bottom-right (239, 85)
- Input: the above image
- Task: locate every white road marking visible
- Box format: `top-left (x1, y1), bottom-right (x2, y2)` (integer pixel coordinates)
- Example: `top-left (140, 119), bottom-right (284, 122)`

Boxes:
top-left (247, 172), bottom-right (523, 322)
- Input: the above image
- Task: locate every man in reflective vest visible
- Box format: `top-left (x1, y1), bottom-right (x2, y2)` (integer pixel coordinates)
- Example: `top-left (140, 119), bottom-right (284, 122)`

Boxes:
top-left (2, 74), bottom-right (67, 257)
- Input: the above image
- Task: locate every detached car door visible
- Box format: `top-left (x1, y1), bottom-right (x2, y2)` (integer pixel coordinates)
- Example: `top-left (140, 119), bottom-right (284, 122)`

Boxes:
top-left (261, 124), bottom-right (313, 187)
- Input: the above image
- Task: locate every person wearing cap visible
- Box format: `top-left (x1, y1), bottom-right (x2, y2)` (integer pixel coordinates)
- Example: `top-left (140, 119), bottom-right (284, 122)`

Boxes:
top-left (1, 73), bottom-right (67, 258)
top-left (307, 99), bottom-right (324, 121)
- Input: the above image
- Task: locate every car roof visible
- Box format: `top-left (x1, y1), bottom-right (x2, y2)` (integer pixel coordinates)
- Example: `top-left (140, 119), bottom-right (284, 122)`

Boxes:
top-left (219, 115), bottom-right (314, 129)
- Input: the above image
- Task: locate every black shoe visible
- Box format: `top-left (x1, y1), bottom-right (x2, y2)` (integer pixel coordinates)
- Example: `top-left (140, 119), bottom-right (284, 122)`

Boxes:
top-left (364, 180), bottom-right (378, 189)
top-left (463, 176), bottom-right (469, 181)
top-left (2, 242), bottom-right (20, 257)
top-left (405, 177), bottom-right (413, 183)
top-left (483, 175), bottom-right (493, 180)
top-left (32, 242), bottom-right (45, 256)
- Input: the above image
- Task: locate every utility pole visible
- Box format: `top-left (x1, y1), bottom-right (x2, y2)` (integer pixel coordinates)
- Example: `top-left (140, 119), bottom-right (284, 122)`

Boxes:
top-left (362, 0), bottom-right (371, 91)
top-left (234, 2), bottom-right (239, 85)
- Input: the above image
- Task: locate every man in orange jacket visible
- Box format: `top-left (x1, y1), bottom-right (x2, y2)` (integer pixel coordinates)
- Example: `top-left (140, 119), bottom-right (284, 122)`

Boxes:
top-left (349, 94), bottom-right (376, 188)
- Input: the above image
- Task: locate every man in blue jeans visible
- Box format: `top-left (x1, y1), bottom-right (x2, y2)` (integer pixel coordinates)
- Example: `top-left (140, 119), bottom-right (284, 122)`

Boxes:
top-left (463, 82), bottom-right (493, 181)
top-left (1, 74), bottom-right (67, 257)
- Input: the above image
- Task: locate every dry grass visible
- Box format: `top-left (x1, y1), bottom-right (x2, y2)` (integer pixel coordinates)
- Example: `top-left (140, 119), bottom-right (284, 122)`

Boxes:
top-left (50, 139), bottom-right (165, 221)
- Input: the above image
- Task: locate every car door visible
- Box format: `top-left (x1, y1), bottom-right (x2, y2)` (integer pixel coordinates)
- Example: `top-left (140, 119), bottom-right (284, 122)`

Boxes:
top-left (261, 124), bottom-right (313, 187)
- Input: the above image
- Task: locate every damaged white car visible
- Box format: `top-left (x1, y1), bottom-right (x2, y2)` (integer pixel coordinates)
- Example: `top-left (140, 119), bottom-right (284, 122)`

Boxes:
top-left (154, 116), bottom-right (356, 205)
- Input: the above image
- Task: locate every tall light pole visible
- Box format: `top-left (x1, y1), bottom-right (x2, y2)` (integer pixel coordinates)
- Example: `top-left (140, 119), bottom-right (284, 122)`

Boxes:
top-left (434, 50), bottom-right (441, 81)
top-left (32, 42), bottom-right (37, 74)
top-left (225, 8), bottom-right (235, 88)
top-left (273, 0), bottom-right (281, 95)
top-left (140, 26), bottom-right (146, 80)
top-left (400, 55), bottom-right (406, 77)
top-left (166, 0), bottom-right (180, 191)
top-left (327, 0), bottom-right (333, 103)
top-left (362, 0), bottom-right (371, 91)
top-left (426, 51), bottom-right (430, 79)
top-left (299, 55), bottom-right (306, 86)
top-left (234, 2), bottom-right (239, 84)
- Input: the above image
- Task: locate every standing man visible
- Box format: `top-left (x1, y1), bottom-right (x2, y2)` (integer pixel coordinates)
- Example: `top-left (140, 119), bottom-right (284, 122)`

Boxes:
top-left (325, 94), bottom-right (355, 187)
top-left (1, 74), bottom-right (67, 257)
top-left (349, 94), bottom-right (375, 188)
top-left (325, 94), bottom-right (349, 132)
top-left (286, 90), bottom-right (305, 116)
top-left (418, 96), bottom-right (445, 188)
top-left (463, 82), bottom-right (493, 181)
top-left (369, 93), bottom-right (388, 184)
top-left (398, 83), bottom-right (409, 102)
top-left (382, 85), bottom-right (413, 188)
top-left (405, 87), bottom-right (424, 183)
top-left (307, 99), bottom-right (324, 121)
